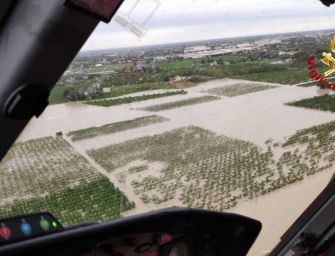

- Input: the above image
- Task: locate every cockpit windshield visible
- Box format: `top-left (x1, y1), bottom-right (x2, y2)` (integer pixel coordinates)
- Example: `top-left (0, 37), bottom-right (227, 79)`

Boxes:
top-left (1, 1), bottom-right (335, 255)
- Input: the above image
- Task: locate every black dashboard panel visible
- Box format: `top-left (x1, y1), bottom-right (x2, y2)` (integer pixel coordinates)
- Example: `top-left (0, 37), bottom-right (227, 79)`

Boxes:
top-left (0, 208), bottom-right (261, 256)
top-left (0, 213), bottom-right (63, 246)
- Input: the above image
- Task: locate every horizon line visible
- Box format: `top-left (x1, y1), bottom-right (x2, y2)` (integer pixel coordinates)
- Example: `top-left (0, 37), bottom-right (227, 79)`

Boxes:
top-left (79, 27), bottom-right (335, 54)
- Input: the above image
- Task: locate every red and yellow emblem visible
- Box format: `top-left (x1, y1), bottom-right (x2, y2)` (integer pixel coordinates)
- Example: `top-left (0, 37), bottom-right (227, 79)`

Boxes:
top-left (306, 35), bottom-right (335, 90)
top-left (321, 36), bottom-right (335, 77)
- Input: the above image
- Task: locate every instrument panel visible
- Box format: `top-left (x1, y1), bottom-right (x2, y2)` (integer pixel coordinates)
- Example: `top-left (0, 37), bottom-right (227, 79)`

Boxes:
top-left (0, 213), bottom-right (63, 246)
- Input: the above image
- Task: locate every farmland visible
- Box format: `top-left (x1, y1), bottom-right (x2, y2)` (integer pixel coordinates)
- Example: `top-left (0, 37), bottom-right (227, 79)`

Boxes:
top-left (0, 137), bottom-right (134, 226)
top-left (87, 126), bottom-right (272, 209)
top-left (287, 95), bottom-right (335, 112)
top-left (206, 83), bottom-right (276, 97)
top-left (95, 83), bottom-right (177, 98)
top-left (0, 176), bottom-right (134, 227)
top-left (142, 96), bottom-right (220, 112)
top-left (2, 77), bottom-right (335, 256)
top-left (1, 75), bottom-right (334, 251)
top-left (87, 90), bottom-right (187, 107)
top-left (2, 30), bottom-right (335, 256)
top-left (87, 121), bottom-right (335, 211)
top-left (68, 115), bottom-right (169, 141)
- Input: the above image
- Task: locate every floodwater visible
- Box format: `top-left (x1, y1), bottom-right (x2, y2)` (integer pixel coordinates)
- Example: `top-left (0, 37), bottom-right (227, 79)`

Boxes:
top-left (20, 79), bottom-right (335, 147)
top-left (15, 79), bottom-right (335, 256)
top-left (228, 168), bottom-right (334, 256)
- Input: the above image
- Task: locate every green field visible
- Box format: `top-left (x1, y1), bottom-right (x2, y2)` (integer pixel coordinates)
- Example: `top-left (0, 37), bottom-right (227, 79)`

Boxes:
top-left (102, 83), bottom-right (177, 98)
top-left (68, 115), bottom-right (169, 141)
top-left (142, 96), bottom-right (220, 112)
top-left (0, 137), bottom-right (134, 226)
top-left (157, 61), bottom-right (296, 84)
top-left (52, 49), bottom-right (315, 106)
top-left (87, 90), bottom-right (187, 107)
top-left (207, 83), bottom-right (276, 97)
top-left (0, 176), bottom-right (134, 226)
top-left (49, 86), bottom-right (67, 105)
top-left (49, 83), bottom-right (178, 105)
top-left (157, 59), bottom-right (203, 72)
top-left (238, 68), bottom-right (309, 85)
top-left (87, 122), bottom-right (334, 210)
top-left (287, 95), bottom-right (335, 112)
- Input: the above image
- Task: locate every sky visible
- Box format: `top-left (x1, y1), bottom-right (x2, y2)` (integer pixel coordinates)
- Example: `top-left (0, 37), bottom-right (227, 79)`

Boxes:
top-left (81, 0), bottom-right (335, 51)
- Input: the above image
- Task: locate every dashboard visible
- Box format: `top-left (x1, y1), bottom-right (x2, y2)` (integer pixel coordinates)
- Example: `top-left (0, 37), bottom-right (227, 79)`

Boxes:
top-left (0, 213), bottom-right (63, 246)
top-left (0, 208), bottom-right (262, 256)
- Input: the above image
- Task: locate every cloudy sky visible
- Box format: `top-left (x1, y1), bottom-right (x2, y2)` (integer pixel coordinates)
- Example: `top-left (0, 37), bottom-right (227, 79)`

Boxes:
top-left (81, 0), bottom-right (335, 51)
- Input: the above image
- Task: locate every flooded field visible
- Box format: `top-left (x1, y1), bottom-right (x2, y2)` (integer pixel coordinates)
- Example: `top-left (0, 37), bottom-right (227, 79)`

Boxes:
top-left (3, 78), bottom-right (335, 255)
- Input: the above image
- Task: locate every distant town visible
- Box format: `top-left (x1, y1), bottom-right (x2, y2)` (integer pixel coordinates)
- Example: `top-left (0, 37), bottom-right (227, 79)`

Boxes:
top-left (51, 30), bottom-right (334, 104)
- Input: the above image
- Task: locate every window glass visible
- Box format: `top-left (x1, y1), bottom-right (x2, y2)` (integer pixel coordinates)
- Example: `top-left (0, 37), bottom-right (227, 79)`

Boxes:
top-left (1, 1), bottom-right (335, 255)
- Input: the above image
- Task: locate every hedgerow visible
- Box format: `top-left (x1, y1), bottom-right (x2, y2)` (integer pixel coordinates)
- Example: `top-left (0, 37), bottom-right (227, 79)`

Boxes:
top-left (87, 90), bottom-right (187, 107)
top-left (206, 83), bottom-right (276, 97)
top-left (142, 96), bottom-right (220, 112)
top-left (68, 115), bottom-right (169, 141)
